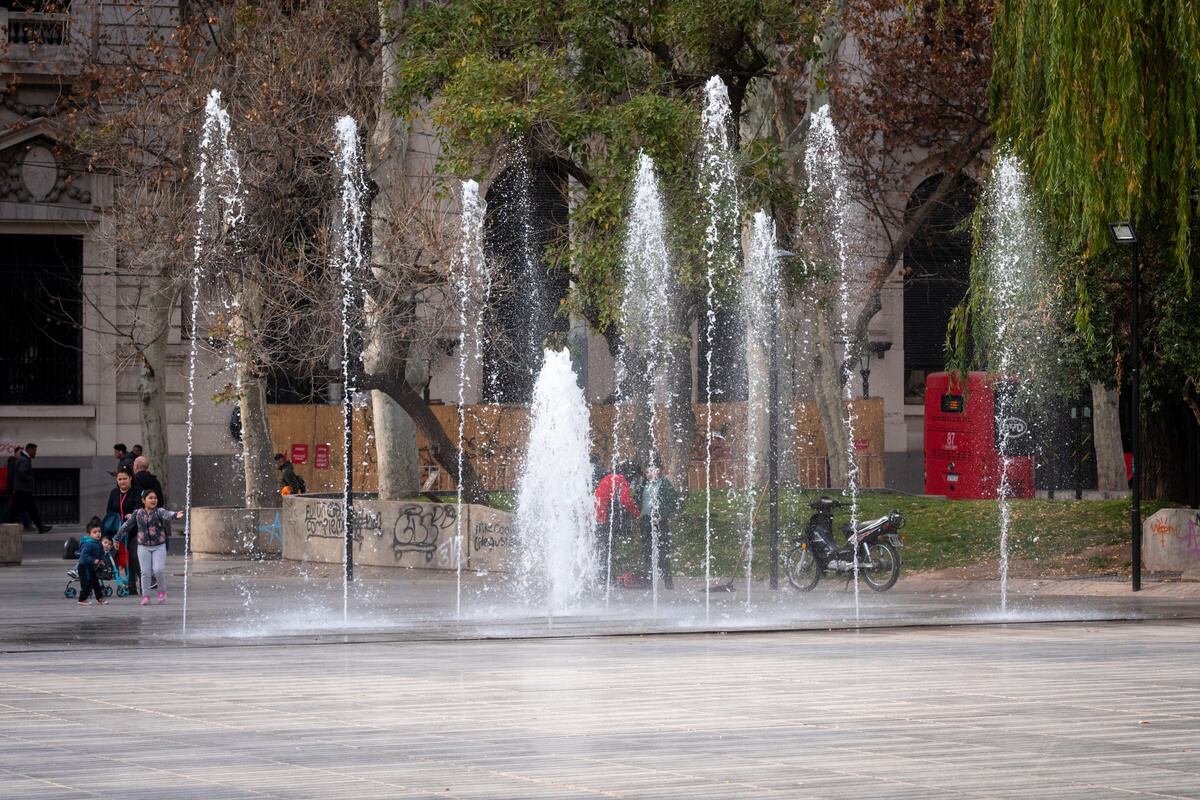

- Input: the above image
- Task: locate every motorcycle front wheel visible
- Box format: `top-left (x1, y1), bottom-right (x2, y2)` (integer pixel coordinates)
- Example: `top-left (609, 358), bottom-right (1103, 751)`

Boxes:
top-left (785, 542), bottom-right (821, 592)
top-left (860, 542), bottom-right (900, 592)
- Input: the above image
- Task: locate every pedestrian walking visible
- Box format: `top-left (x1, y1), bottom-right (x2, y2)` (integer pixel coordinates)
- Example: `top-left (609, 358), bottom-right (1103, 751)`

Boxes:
top-left (9, 442), bottom-right (51, 533)
top-left (105, 466), bottom-right (140, 593)
top-left (110, 444), bottom-right (135, 476)
top-left (116, 489), bottom-right (182, 606)
top-left (639, 459), bottom-right (679, 590)
top-left (2, 444), bottom-right (32, 528)
top-left (595, 461), bottom-right (642, 584)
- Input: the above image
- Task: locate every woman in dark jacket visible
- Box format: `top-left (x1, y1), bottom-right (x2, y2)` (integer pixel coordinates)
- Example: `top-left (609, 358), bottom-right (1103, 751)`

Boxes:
top-left (105, 466), bottom-right (140, 593)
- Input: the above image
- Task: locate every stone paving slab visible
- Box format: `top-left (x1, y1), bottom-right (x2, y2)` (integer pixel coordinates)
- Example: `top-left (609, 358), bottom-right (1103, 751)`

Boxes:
top-left (3, 621), bottom-right (1200, 798)
top-left (4, 552), bottom-right (1200, 797)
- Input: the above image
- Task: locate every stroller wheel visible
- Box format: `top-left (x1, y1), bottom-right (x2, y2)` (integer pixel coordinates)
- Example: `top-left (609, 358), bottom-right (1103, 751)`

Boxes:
top-left (104, 586), bottom-right (113, 597)
top-left (65, 587), bottom-right (77, 598)
top-left (117, 586), bottom-right (129, 597)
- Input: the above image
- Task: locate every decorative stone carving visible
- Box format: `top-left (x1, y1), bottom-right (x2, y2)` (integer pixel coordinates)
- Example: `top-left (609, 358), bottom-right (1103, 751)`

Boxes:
top-left (21, 145), bottom-right (57, 200)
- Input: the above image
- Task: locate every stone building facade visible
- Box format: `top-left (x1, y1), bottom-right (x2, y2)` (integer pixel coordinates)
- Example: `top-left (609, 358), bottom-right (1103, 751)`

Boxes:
top-left (1, 1), bottom-right (236, 524)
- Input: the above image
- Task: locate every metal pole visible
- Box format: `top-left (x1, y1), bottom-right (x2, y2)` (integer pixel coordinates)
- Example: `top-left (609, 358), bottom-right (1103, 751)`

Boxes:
top-left (344, 390), bottom-right (354, 585)
top-left (768, 299), bottom-right (780, 590)
top-left (1131, 240), bottom-right (1141, 591)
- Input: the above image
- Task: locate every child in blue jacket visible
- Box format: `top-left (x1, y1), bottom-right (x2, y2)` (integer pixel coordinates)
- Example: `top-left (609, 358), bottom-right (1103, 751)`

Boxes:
top-left (76, 519), bottom-right (110, 605)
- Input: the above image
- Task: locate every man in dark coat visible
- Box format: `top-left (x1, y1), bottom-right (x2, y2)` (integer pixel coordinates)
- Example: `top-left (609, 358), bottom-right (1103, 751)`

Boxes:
top-left (132, 456), bottom-right (165, 508)
top-left (10, 442), bottom-right (51, 533)
top-left (111, 443), bottom-right (135, 476)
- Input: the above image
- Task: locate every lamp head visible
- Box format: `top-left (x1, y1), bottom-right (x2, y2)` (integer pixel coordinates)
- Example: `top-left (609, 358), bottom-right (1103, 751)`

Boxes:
top-left (1108, 221), bottom-right (1137, 245)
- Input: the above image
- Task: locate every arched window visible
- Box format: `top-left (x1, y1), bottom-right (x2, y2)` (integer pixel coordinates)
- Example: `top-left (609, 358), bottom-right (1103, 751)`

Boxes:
top-left (483, 160), bottom-right (570, 403)
top-left (902, 174), bottom-right (977, 403)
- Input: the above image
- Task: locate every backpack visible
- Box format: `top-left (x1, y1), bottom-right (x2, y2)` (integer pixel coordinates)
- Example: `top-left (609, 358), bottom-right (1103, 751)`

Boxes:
top-left (63, 536), bottom-right (80, 560)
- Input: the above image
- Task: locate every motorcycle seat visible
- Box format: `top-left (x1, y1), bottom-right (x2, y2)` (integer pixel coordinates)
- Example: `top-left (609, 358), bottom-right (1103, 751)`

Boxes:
top-left (842, 516), bottom-right (890, 535)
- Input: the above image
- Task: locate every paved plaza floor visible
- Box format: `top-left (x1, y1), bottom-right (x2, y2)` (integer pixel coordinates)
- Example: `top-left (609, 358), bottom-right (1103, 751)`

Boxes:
top-left (4, 549), bottom-right (1200, 798)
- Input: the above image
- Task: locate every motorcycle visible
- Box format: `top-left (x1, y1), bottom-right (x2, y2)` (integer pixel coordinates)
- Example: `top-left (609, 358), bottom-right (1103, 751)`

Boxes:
top-left (785, 497), bottom-right (904, 592)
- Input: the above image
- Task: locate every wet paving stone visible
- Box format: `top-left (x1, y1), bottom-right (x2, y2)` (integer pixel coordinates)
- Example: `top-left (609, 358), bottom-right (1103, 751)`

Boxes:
top-left (3, 556), bottom-right (1200, 797)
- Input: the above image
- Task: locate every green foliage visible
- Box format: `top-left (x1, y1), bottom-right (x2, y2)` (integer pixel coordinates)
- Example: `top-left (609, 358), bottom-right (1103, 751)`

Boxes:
top-left (390, 0), bottom-right (815, 332)
top-left (991, 0), bottom-right (1199, 286)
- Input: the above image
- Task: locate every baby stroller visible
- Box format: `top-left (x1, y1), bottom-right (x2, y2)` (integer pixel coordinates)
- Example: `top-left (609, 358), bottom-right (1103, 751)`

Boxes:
top-left (64, 547), bottom-right (129, 599)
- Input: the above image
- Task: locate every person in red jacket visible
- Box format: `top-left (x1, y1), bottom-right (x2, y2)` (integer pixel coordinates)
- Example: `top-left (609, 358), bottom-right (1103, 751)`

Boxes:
top-left (595, 465), bottom-right (640, 524)
top-left (595, 461), bottom-right (642, 584)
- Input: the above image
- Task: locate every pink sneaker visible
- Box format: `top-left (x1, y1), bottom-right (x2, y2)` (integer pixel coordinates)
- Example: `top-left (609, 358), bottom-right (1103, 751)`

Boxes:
top-left (140, 595), bottom-right (150, 606)
top-left (156, 591), bottom-right (166, 604)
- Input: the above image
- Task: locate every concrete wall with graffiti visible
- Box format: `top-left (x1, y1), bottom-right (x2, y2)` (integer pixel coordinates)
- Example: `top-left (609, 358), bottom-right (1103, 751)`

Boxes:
top-left (281, 495), bottom-right (515, 572)
top-left (1143, 509), bottom-right (1200, 571)
top-left (190, 507), bottom-right (284, 559)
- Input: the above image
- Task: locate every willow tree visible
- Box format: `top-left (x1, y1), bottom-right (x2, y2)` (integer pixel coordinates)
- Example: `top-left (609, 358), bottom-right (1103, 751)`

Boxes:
top-left (989, 1), bottom-right (1200, 500)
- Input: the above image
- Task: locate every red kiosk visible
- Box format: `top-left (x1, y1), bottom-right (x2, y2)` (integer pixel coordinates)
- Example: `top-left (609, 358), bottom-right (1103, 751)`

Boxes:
top-left (924, 371), bottom-right (1035, 499)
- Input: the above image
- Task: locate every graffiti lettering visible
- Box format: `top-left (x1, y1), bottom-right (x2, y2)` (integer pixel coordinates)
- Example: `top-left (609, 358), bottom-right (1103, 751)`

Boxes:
top-left (473, 520), bottom-right (514, 552)
top-left (390, 504), bottom-right (457, 562)
top-left (1185, 514), bottom-right (1200, 559)
top-left (1150, 517), bottom-right (1179, 549)
top-left (303, 503), bottom-right (382, 543)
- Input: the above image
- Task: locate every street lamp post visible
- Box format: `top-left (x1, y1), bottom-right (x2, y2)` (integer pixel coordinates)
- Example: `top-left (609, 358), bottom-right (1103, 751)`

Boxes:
top-left (858, 340), bottom-right (892, 399)
top-left (1108, 221), bottom-right (1140, 592)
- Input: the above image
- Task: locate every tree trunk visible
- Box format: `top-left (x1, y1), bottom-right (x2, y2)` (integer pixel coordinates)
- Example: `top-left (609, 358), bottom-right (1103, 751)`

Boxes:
top-left (1141, 398), bottom-right (1194, 504)
top-left (365, 0), bottom-right (420, 500)
top-left (137, 266), bottom-right (172, 500)
top-left (238, 373), bottom-right (279, 508)
top-left (814, 305), bottom-right (849, 488)
top-left (1091, 382), bottom-right (1127, 492)
top-left (359, 371), bottom-right (489, 505)
top-left (370, 391), bottom-right (419, 498)
top-left (667, 321), bottom-right (696, 488)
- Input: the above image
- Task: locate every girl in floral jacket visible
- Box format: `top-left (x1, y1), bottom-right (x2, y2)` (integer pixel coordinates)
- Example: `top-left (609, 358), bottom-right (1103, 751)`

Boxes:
top-left (116, 489), bottom-right (183, 605)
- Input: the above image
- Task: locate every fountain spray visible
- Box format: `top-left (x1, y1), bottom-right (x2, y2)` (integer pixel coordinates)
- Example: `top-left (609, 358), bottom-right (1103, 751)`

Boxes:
top-left (455, 179), bottom-right (488, 618)
top-left (805, 105), bottom-right (863, 619)
top-left (182, 89), bottom-right (243, 637)
top-left (700, 76), bottom-right (740, 619)
top-left (333, 116), bottom-right (367, 624)
top-left (979, 153), bottom-right (1049, 614)
top-left (742, 211), bottom-right (782, 606)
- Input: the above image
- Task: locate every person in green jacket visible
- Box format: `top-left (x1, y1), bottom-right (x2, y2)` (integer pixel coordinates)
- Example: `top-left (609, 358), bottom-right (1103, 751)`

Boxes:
top-left (639, 458), bottom-right (679, 590)
top-left (274, 452), bottom-right (305, 495)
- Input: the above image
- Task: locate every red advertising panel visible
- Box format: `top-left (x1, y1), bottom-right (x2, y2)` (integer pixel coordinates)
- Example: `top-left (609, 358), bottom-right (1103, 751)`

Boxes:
top-left (924, 371), bottom-right (1035, 499)
top-left (314, 443), bottom-right (330, 470)
top-left (290, 443), bottom-right (308, 465)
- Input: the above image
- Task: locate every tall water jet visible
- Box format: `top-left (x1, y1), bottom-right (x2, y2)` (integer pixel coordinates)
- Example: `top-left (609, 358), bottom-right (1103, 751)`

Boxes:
top-left (454, 179), bottom-right (489, 617)
top-left (612, 152), bottom-right (675, 609)
top-left (182, 89), bottom-right (243, 636)
top-left (804, 105), bottom-right (862, 615)
top-left (515, 349), bottom-right (599, 614)
top-left (740, 211), bottom-right (782, 604)
top-left (977, 153), bottom-right (1050, 613)
top-left (700, 76), bottom-right (740, 618)
top-left (333, 115), bottom-right (367, 623)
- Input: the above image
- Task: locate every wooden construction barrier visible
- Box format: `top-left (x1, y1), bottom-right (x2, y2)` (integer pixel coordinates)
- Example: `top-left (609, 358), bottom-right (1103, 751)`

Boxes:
top-left (267, 397), bottom-right (886, 494)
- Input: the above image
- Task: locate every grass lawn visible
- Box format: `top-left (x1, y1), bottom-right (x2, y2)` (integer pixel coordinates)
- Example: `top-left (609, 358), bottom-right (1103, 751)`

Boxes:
top-left (645, 490), bottom-right (1164, 580)
top-left (489, 488), bottom-right (1164, 579)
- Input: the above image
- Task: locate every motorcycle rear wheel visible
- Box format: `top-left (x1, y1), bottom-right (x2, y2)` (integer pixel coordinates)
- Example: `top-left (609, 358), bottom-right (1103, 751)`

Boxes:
top-left (860, 542), bottom-right (900, 591)
top-left (785, 542), bottom-right (821, 592)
